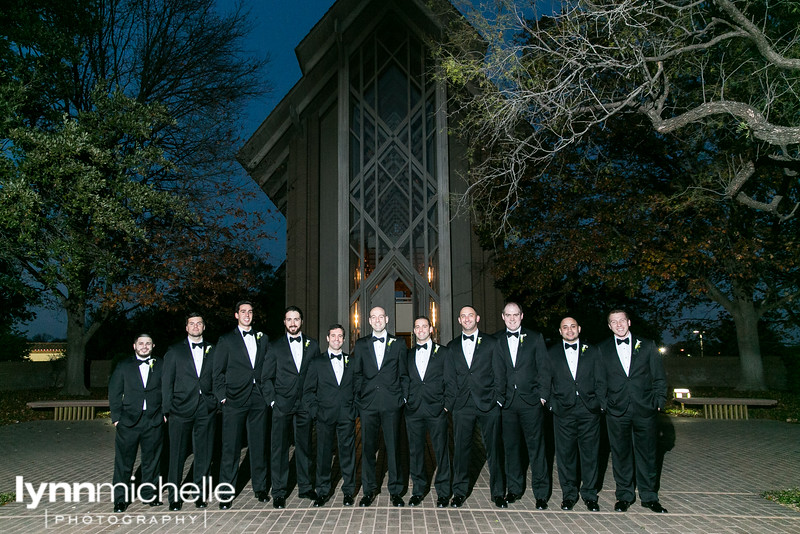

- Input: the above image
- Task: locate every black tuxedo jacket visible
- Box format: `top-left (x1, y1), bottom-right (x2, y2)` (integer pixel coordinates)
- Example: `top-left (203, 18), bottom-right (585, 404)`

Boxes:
top-left (597, 334), bottom-right (667, 417)
top-left (262, 333), bottom-right (320, 412)
top-left (162, 339), bottom-right (217, 418)
top-left (445, 331), bottom-right (506, 412)
top-left (109, 355), bottom-right (164, 427)
top-left (303, 352), bottom-right (357, 424)
top-left (405, 343), bottom-right (448, 417)
top-left (495, 327), bottom-right (549, 408)
top-left (352, 333), bottom-right (409, 411)
top-left (545, 341), bottom-right (602, 415)
top-left (212, 327), bottom-right (269, 408)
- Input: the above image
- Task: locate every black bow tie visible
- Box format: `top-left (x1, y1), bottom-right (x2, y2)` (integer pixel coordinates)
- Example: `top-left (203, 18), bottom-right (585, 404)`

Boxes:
top-left (506, 331), bottom-right (519, 338)
top-left (616, 338), bottom-right (630, 345)
top-left (462, 334), bottom-right (474, 342)
top-left (290, 336), bottom-right (301, 343)
top-left (330, 353), bottom-right (342, 360)
top-left (416, 344), bottom-right (428, 351)
top-left (137, 357), bottom-right (154, 366)
top-left (564, 343), bottom-right (577, 351)
top-left (372, 336), bottom-right (385, 343)
top-left (191, 342), bottom-right (203, 349)
top-left (242, 330), bottom-right (255, 337)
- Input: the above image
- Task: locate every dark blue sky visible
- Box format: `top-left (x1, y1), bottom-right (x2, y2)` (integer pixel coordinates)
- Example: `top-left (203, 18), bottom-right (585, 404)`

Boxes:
top-left (22, 0), bottom-right (337, 338)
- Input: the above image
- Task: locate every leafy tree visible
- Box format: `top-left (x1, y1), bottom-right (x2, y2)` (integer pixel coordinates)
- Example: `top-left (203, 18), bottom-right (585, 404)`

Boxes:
top-left (0, 0), bottom-right (270, 394)
top-left (478, 112), bottom-right (799, 390)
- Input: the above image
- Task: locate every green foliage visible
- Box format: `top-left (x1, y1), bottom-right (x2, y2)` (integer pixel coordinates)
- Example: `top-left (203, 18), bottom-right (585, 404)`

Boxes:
top-left (0, 492), bottom-right (14, 506)
top-left (0, 324), bottom-right (29, 362)
top-left (763, 488), bottom-right (800, 511)
top-left (0, 387), bottom-right (108, 427)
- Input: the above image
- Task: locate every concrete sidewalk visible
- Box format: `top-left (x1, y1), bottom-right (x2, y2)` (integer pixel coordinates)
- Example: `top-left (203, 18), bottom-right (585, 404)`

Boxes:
top-left (0, 416), bottom-right (798, 533)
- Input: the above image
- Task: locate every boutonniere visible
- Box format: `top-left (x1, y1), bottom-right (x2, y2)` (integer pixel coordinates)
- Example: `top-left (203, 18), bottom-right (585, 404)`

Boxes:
top-left (387, 338), bottom-right (395, 347)
top-left (433, 345), bottom-right (440, 356)
top-left (581, 344), bottom-right (588, 354)
top-left (304, 339), bottom-right (310, 348)
top-left (519, 333), bottom-right (527, 344)
top-left (634, 340), bottom-right (641, 352)
top-left (149, 358), bottom-right (155, 370)
top-left (256, 332), bottom-right (263, 340)
top-left (477, 337), bottom-right (482, 346)
top-left (344, 356), bottom-right (349, 366)
top-left (205, 345), bottom-right (212, 355)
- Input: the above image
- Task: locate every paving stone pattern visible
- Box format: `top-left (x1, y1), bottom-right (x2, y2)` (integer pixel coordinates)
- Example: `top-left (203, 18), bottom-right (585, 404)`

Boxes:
top-left (0, 417), bottom-right (798, 533)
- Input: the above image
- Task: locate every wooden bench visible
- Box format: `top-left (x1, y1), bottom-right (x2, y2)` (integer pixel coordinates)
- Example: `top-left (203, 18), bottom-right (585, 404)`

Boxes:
top-left (678, 397), bottom-right (777, 420)
top-left (26, 400), bottom-right (110, 421)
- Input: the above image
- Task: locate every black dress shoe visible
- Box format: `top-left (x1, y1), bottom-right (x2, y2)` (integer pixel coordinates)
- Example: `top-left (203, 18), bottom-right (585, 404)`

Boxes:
top-left (299, 490), bottom-right (318, 500)
top-left (642, 501), bottom-right (668, 513)
top-left (560, 499), bottom-right (575, 510)
top-left (169, 501), bottom-right (182, 511)
top-left (436, 496), bottom-right (449, 508)
top-left (148, 500), bottom-right (164, 507)
top-left (614, 500), bottom-right (631, 512)
top-left (505, 492), bottom-right (521, 504)
top-left (493, 496), bottom-right (508, 508)
top-left (391, 494), bottom-right (405, 507)
top-left (535, 498), bottom-right (548, 510)
top-left (113, 501), bottom-right (128, 513)
top-left (195, 501), bottom-right (207, 508)
top-left (408, 495), bottom-right (423, 506)
top-left (219, 500), bottom-right (232, 510)
top-left (255, 490), bottom-right (270, 503)
top-left (343, 494), bottom-right (355, 506)
top-left (585, 500), bottom-right (600, 512)
top-left (313, 496), bottom-right (327, 507)
top-left (273, 496), bottom-right (286, 509)
top-left (450, 495), bottom-right (466, 508)
top-left (359, 493), bottom-right (374, 507)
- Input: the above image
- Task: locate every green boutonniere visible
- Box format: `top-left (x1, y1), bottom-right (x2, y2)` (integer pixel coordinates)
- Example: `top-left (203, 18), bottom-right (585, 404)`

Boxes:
top-left (205, 345), bottom-right (212, 354)
top-left (256, 332), bottom-right (263, 340)
top-left (304, 339), bottom-right (310, 348)
top-left (519, 333), bottom-right (527, 344)
top-left (149, 359), bottom-right (155, 370)
top-left (634, 340), bottom-right (641, 352)
top-left (477, 337), bottom-right (482, 346)
top-left (387, 338), bottom-right (395, 347)
top-left (581, 344), bottom-right (588, 354)
top-left (344, 356), bottom-right (349, 365)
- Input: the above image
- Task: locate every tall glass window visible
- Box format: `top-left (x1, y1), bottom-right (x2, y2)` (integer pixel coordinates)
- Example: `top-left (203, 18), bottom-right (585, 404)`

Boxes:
top-left (348, 18), bottom-right (442, 340)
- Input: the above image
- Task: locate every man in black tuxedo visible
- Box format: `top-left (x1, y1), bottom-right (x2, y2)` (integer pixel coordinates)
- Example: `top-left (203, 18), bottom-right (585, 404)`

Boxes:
top-left (598, 309), bottom-right (668, 514)
top-left (262, 306), bottom-right (319, 509)
top-left (545, 317), bottom-right (602, 512)
top-left (212, 300), bottom-right (270, 509)
top-left (352, 306), bottom-right (409, 507)
top-left (303, 324), bottom-right (357, 507)
top-left (109, 334), bottom-right (165, 512)
top-left (162, 313), bottom-right (217, 511)
top-left (445, 305), bottom-right (507, 508)
top-left (496, 302), bottom-right (551, 510)
top-left (405, 316), bottom-right (451, 508)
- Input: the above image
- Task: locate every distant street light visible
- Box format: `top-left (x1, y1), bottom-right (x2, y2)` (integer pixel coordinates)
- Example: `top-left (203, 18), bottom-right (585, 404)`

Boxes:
top-left (692, 330), bottom-right (705, 358)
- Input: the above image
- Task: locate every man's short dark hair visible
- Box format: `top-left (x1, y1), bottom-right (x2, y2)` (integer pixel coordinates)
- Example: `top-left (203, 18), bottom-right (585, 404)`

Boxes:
top-left (503, 301), bottom-right (523, 313)
top-left (285, 305), bottom-right (304, 321)
top-left (235, 300), bottom-right (254, 314)
top-left (413, 315), bottom-right (431, 326)
top-left (607, 309), bottom-right (629, 322)
top-left (133, 333), bottom-right (153, 343)
top-left (185, 312), bottom-right (204, 325)
top-left (328, 323), bottom-right (345, 337)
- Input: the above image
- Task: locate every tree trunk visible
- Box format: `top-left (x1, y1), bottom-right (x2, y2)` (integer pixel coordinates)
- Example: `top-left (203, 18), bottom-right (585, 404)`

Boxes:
top-left (730, 298), bottom-right (767, 391)
top-left (62, 297), bottom-right (90, 396)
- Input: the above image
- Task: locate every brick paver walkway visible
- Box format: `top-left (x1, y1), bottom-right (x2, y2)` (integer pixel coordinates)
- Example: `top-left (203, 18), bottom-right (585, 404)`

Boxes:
top-left (0, 416), bottom-right (798, 533)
